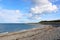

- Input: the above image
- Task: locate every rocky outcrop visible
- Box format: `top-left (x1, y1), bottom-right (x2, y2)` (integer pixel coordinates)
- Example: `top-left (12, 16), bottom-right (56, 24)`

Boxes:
top-left (0, 25), bottom-right (60, 40)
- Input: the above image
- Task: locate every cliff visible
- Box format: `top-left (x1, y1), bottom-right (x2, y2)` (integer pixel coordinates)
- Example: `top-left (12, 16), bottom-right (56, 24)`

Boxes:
top-left (0, 25), bottom-right (60, 40)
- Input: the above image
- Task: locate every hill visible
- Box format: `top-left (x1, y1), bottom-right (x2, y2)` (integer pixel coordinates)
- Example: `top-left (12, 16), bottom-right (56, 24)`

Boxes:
top-left (39, 20), bottom-right (60, 25)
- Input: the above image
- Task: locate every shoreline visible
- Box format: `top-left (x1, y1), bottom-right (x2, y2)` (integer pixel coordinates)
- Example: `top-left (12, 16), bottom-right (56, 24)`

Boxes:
top-left (0, 25), bottom-right (60, 40)
top-left (0, 25), bottom-right (53, 37)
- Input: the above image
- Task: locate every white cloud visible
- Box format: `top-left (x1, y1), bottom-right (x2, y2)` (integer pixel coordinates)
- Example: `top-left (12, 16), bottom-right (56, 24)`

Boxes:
top-left (30, 0), bottom-right (58, 14)
top-left (0, 9), bottom-right (23, 23)
top-left (0, 0), bottom-right (58, 23)
top-left (34, 15), bottom-right (41, 20)
top-left (27, 0), bottom-right (58, 22)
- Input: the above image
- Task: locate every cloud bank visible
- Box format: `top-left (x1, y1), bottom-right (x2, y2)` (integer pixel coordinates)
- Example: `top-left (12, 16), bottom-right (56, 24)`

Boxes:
top-left (28, 0), bottom-right (58, 22)
top-left (0, 9), bottom-right (22, 23)
top-left (30, 0), bottom-right (58, 14)
top-left (0, 0), bottom-right (58, 23)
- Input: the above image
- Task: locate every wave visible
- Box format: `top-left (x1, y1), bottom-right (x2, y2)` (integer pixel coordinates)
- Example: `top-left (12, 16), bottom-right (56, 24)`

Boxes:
top-left (0, 32), bottom-right (8, 34)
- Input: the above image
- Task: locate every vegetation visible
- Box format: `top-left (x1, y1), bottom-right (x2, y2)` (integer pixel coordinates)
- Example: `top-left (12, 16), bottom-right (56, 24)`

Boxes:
top-left (39, 20), bottom-right (60, 24)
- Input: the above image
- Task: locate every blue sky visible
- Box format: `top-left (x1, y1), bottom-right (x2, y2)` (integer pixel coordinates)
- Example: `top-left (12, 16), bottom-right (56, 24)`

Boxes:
top-left (0, 0), bottom-right (60, 23)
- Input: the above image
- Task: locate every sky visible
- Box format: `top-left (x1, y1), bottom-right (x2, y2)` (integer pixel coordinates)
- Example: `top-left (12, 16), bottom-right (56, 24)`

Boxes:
top-left (0, 0), bottom-right (60, 23)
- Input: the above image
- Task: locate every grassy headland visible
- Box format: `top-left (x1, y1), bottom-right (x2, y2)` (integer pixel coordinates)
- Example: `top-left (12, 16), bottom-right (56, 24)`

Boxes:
top-left (39, 20), bottom-right (60, 25)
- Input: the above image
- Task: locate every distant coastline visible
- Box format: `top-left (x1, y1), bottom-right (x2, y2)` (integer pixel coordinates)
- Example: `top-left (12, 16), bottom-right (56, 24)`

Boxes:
top-left (39, 20), bottom-right (60, 24)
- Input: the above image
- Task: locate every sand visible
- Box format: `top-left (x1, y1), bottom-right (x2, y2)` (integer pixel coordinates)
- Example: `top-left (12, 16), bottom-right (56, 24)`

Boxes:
top-left (0, 25), bottom-right (60, 40)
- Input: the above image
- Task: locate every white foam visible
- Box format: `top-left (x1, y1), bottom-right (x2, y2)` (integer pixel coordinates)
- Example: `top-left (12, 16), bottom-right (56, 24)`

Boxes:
top-left (0, 32), bottom-right (8, 34)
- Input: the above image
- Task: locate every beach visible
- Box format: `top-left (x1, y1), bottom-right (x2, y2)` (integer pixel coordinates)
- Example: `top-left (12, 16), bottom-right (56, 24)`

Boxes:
top-left (0, 25), bottom-right (60, 40)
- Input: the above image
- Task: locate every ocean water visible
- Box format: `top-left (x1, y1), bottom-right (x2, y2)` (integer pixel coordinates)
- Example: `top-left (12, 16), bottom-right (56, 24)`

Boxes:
top-left (0, 23), bottom-right (44, 33)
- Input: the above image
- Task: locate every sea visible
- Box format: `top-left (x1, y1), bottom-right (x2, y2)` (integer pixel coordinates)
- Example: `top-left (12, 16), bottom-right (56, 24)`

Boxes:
top-left (0, 23), bottom-right (45, 33)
